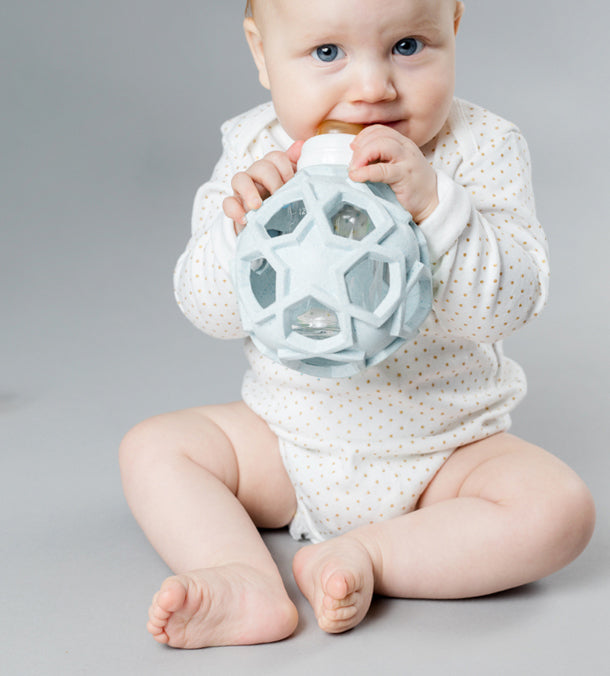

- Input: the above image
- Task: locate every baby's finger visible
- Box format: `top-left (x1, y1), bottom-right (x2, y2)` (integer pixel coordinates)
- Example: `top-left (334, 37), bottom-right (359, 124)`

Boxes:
top-left (265, 150), bottom-right (298, 183)
top-left (349, 160), bottom-right (399, 185)
top-left (350, 132), bottom-right (406, 170)
top-left (246, 156), bottom-right (293, 196)
top-left (231, 171), bottom-right (268, 212)
top-left (287, 140), bottom-right (305, 165)
top-left (352, 122), bottom-right (397, 143)
top-left (223, 195), bottom-right (248, 232)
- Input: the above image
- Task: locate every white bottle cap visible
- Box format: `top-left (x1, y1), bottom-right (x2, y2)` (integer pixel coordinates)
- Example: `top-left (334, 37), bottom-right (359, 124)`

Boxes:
top-left (297, 133), bottom-right (355, 170)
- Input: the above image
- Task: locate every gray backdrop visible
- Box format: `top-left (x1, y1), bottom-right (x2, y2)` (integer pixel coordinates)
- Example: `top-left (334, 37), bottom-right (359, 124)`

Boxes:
top-left (2, 1), bottom-right (608, 674)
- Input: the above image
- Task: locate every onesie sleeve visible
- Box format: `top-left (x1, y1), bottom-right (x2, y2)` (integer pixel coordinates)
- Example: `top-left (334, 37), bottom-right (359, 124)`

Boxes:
top-left (173, 123), bottom-right (247, 340)
top-left (419, 128), bottom-right (550, 343)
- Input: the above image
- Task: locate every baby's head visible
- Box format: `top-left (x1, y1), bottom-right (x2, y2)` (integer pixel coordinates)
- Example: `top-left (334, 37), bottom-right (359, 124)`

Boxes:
top-left (243, 0), bottom-right (463, 146)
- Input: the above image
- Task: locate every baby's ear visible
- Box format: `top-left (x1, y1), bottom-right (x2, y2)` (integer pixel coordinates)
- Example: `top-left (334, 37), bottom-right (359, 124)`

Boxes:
top-left (454, 1), bottom-right (465, 34)
top-left (243, 18), bottom-right (270, 90)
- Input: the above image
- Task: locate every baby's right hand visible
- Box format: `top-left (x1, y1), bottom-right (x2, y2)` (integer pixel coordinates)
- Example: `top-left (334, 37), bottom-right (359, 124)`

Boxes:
top-left (223, 142), bottom-right (304, 234)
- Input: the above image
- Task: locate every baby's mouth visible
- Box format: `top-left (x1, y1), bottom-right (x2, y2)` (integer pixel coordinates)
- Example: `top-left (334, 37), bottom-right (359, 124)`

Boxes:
top-left (316, 118), bottom-right (406, 137)
top-left (316, 120), bottom-right (365, 135)
top-left (363, 120), bottom-right (403, 129)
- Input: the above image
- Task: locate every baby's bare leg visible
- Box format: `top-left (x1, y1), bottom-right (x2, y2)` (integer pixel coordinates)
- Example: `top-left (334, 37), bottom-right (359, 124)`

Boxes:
top-left (119, 402), bottom-right (298, 648)
top-left (293, 433), bottom-right (595, 632)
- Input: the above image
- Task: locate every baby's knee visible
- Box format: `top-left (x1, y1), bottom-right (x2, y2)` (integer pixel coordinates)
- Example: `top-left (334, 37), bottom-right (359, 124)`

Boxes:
top-left (119, 408), bottom-right (240, 493)
top-left (556, 475), bottom-right (596, 556)
top-left (528, 473), bottom-right (595, 567)
top-left (119, 415), bottom-right (173, 480)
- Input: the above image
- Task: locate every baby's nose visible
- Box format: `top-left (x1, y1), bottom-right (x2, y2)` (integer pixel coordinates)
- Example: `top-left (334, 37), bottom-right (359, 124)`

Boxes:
top-left (349, 59), bottom-right (397, 103)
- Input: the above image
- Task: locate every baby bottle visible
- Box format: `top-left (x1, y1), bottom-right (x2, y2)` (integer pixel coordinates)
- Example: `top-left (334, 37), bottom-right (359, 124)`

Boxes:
top-left (232, 121), bottom-right (433, 378)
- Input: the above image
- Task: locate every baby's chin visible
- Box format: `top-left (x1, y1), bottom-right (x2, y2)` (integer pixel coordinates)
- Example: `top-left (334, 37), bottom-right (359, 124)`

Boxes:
top-left (399, 121), bottom-right (448, 149)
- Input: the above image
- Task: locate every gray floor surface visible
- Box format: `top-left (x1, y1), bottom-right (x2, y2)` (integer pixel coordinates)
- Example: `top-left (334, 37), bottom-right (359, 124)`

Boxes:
top-left (2, 2), bottom-right (609, 674)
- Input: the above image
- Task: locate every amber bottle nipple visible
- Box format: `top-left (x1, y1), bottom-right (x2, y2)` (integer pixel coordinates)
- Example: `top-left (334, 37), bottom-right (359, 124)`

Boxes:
top-left (298, 121), bottom-right (362, 169)
top-left (316, 120), bottom-right (365, 136)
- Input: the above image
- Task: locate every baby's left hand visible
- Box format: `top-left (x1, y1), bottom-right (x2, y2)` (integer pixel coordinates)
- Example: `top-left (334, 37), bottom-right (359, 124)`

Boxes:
top-left (348, 125), bottom-right (438, 223)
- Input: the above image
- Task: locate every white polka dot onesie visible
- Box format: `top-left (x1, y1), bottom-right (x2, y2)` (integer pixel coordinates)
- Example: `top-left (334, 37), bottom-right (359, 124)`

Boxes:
top-left (174, 99), bottom-right (550, 543)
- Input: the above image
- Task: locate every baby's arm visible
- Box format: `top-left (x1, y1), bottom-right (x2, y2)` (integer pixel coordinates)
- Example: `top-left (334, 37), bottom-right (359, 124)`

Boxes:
top-left (421, 129), bottom-right (549, 343)
top-left (173, 148), bottom-right (246, 340)
top-left (174, 124), bottom-right (300, 340)
top-left (350, 123), bottom-right (549, 343)
top-left (173, 131), bottom-right (252, 340)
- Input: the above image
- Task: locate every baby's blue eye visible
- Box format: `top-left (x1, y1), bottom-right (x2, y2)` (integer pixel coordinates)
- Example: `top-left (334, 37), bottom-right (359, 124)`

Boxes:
top-left (393, 38), bottom-right (424, 56)
top-left (312, 44), bottom-right (345, 62)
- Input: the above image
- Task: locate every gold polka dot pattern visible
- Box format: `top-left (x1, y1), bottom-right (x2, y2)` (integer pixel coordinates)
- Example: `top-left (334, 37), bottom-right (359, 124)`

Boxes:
top-left (173, 99), bottom-right (550, 541)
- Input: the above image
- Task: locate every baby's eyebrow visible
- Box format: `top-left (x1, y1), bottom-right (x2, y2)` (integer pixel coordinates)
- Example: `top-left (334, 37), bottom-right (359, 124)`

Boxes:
top-left (392, 4), bottom-right (451, 35)
top-left (300, 26), bottom-right (342, 45)
top-left (295, 12), bottom-right (445, 48)
top-left (398, 16), bottom-right (443, 38)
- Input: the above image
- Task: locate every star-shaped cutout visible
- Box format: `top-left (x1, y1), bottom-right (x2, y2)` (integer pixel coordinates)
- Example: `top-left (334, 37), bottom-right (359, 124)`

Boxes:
top-left (271, 216), bottom-right (354, 300)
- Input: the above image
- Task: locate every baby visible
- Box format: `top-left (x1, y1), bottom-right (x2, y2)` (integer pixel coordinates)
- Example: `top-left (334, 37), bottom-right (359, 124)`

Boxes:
top-left (120, 0), bottom-right (595, 649)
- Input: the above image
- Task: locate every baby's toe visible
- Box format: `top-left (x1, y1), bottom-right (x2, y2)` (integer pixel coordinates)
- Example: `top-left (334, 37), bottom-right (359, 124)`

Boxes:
top-left (324, 570), bottom-right (354, 600)
top-left (148, 623), bottom-right (170, 643)
top-left (149, 598), bottom-right (171, 621)
top-left (147, 581), bottom-right (187, 643)
top-left (318, 612), bottom-right (357, 633)
top-left (148, 608), bottom-right (168, 629)
top-left (147, 618), bottom-right (163, 634)
top-left (158, 577), bottom-right (189, 613)
top-left (326, 604), bottom-right (359, 622)
top-left (323, 592), bottom-right (355, 610)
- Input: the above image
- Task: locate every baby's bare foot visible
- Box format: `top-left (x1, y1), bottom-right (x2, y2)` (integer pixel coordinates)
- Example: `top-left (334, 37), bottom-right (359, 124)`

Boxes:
top-left (292, 537), bottom-right (375, 633)
top-left (147, 564), bottom-right (298, 648)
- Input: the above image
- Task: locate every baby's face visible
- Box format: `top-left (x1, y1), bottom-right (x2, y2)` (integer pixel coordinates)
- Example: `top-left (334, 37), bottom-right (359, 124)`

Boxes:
top-left (245, 0), bottom-right (463, 145)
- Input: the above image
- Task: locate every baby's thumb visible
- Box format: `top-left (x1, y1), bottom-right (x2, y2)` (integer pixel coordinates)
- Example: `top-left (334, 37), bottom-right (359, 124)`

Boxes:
top-left (287, 140), bottom-right (305, 166)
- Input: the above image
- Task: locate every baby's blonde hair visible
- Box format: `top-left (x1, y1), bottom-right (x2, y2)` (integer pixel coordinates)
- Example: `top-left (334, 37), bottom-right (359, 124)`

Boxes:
top-left (246, 1), bottom-right (462, 21)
